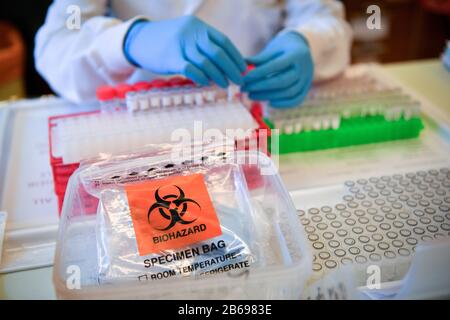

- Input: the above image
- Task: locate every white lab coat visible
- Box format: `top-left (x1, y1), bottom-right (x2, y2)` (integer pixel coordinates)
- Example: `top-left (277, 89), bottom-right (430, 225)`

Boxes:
top-left (35, 0), bottom-right (352, 103)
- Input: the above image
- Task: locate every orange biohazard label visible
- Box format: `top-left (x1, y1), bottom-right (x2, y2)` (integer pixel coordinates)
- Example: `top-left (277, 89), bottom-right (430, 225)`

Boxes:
top-left (125, 173), bottom-right (222, 255)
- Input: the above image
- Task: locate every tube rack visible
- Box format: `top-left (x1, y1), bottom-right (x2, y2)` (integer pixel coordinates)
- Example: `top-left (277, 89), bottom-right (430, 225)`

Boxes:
top-left (258, 72), bottom-right (424, 154)
top-left (50, 77), bottom-right (264, 213)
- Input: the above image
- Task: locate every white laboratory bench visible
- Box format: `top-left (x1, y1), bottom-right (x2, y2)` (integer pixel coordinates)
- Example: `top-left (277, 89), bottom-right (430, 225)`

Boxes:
top-left (0, 59), bottom-right (449, 300)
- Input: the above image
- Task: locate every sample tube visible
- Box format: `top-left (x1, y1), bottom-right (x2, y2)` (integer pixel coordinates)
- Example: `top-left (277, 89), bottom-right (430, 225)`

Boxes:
top-left (116, 84), bottom-right (135, 111)
top-left (134, 82), bottom-right (153, 112)
top-left (96, 86), bottom-right (117, 113)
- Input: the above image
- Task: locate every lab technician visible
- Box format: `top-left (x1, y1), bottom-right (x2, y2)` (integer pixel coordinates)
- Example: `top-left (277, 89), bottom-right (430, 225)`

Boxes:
top-left (35, 0), bottom-right (352, 108)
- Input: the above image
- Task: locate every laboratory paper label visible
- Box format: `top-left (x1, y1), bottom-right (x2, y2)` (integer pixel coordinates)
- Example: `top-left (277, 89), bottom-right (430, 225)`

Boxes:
top-left (126, 174), bottom-right (222, 255)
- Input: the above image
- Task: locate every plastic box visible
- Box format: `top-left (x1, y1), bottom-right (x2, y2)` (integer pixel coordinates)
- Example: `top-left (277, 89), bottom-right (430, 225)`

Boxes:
top-left (53, 150), bottom-right (312, 299)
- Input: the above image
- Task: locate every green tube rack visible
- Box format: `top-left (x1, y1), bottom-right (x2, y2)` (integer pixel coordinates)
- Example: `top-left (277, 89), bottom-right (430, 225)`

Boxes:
top-left (265, 115), bottom-right (424, 154)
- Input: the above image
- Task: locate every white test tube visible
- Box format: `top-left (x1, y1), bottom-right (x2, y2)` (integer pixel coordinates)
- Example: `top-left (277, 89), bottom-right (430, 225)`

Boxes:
top-left (183, 92), bottom-right (194, 105)
top-left (301, 116), bottom-right (311, 131)
top-left (294, 120), bottom-right (302, 133)
top-left (138, 93), bottom-right (150, 111)
top-left (172, 94), bottom-right (183, 106)
top-left (126, 92), bottom-right (139, 112)
top-left (215, 88), bottom-right (228, 102)
top-left (404, 103), bottom-right (419, 120)
top-left (331, 115), bottom-right (341, 130)
top-left (321, 115), bottom-right (331, 130)
top-left (312, 117), bottom-right (322, 131)
top-left (227, 85), bottom-right (239, 102)
top-left (283, 120), bottom-right (294, 135)
top-left (162, 93), bottom-right (172, 107)
top-left (97, 86), bottom-right (118, 113)
top-left (150, 93), bottom-right (161, 108)
top-left (204, 89), bottom-right (216, 103)
top-left (393, 106), bottom-right (403, 120)
top-left (384, 107), bottom-right (394, 121)
top-left (195, 92), bottom-right (204, 106)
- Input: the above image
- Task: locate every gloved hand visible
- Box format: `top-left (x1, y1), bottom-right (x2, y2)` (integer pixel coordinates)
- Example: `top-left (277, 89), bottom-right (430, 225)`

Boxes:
top-left (242, 32), bottom-right (314, 108)
top-left (124, 16), bottom-right (247, 88)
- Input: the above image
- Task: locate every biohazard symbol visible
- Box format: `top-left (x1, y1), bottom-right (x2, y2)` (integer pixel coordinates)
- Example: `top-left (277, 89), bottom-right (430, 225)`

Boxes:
top-left (147, 185), bottom-right (200, 231)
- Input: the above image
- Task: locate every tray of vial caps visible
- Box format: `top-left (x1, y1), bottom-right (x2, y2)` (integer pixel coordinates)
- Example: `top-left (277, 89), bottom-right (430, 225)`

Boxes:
top-left (258, 67), bottom-right (424, 154)
top-left (53, 145), bottom-right (312, 299)
top-left (294, 167), bottom-right (450, 288)
top-left (49, 77), bottom-right (263, 213)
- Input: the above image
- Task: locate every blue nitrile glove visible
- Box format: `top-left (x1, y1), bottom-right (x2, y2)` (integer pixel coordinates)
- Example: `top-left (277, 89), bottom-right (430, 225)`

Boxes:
top-left (124, 16), bottom-right (247, 88)
top-left (242, 32), bottom-right (314, 108)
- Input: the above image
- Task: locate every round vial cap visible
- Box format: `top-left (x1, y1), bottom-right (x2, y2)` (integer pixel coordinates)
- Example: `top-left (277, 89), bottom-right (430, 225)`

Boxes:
top-left (168, 76), bottom-right (187, 87)
top-left (133, 81), bottom-right (152, 91)
top-left (96, 85), bottom-right (116, 101)
top-left (243, 64), bottom-right (255, 76)
top-left (150, 78), bottom-right (169, 89)
top-left (115, 83), bottom-right (135, 99)
top-left (181, 78), bottom-right (196, 86)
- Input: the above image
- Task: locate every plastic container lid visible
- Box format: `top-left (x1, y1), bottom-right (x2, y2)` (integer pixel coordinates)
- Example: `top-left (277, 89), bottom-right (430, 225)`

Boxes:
top-left (95, 86), bottom-right (116, 101)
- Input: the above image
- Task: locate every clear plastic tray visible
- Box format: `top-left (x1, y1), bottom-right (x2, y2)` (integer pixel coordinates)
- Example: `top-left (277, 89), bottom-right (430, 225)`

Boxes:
top-left (276, 65), bottom-right (450, 294)
top-left (53, 149), bottom-right (312, 299)
top-left (0, 97), bottom-right (96, 272)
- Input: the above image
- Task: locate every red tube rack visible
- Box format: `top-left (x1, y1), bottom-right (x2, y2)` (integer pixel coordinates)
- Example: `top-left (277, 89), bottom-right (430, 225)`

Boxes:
top-left (50, 77), bottom-right (269, 215)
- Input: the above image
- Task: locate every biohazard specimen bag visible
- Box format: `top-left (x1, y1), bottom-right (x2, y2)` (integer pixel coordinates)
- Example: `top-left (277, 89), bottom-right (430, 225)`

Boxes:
top-left (53, 143), bottom-right (312, 299)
